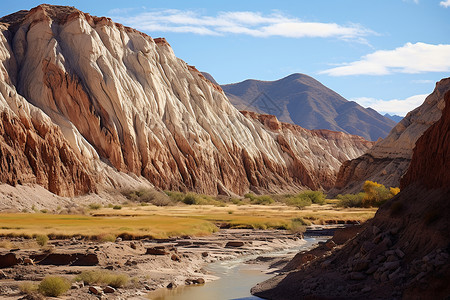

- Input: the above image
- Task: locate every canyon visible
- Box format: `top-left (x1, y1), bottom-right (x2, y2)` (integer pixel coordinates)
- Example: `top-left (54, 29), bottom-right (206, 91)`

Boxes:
top-left (252, 91), bottom-right (450, 300)
top-left (331, 78), bottom-right (450, 196)
top-left (0, 4), bottom-right (372, 199)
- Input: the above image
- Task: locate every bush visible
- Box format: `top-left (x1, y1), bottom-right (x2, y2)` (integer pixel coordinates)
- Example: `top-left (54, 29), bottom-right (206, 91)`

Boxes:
top-left (97, 233), bottom-right (116, 243)
top-left (75, 270), bottom-right (129, 288)
top-left (244, 193), bottom-right (256, 201)
top-left (290, 217), bottom-right (309, 233)
top-left (183, 194), bottom-right (198, 205)
top-left (362, 181), bottom-right (398, 207)
top-left (38, 276), bottom-right (70, 297)
top-left (35, 234), bottom-right (49, 247)
top-left (337, 182), bottom-right (400, 208)
top-left (125, 189), bottom-right (174, 206)
top-left (302, 191), bottom-right (326, 205)
top-left (336, 193), bottom-right (365, 208)
top-left (19, 282), bottom-right (38, 294)
top-left (251, 195), bottom-right (274, 205)
top-left (285, 195), bottom-right (312, 209)
top-left (113, 205), bottom-right (122, 210)
top-left (88, 203), bottom-right (102, 210)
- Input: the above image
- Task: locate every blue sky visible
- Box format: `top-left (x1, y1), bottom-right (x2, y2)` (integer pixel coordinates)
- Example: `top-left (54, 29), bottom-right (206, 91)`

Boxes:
top-left (1, 1), bottom-right (450, 116)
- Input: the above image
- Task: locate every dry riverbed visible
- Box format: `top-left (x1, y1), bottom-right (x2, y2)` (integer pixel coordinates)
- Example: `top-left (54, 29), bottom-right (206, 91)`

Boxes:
top-left (0, 229), bottom-right (308, 299)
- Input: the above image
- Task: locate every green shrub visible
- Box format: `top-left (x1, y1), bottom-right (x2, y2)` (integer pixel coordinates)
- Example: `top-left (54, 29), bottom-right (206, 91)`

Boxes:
top-left (285, 195), bottom-right (312, 209)
top-left (336, 193), bottom-right (365, 208)
top-left (88, 203), bottom-right (102, 210)
top-left (38, 276), bottom-right (70, 297)
top-left (113, 205), bottom-right (122, 210)
top-left (231, 198), bottom-right (242, 205)
top-left (290, 217), bottom-right (309, 233)
top-left (302, 191), bottom-right (326, 205)
top-left (125, 189), bottom-right (174, 206)
top-left (244, 193), bottom-right (256, 200)
top-left (35, 234), bottom-right (49, 247)
top-left (75, 270), bottom-right (129, 288)
top-left (183, 194), bottom-right (198, 205)
top-left (251, 195), bottom-right (274, 205)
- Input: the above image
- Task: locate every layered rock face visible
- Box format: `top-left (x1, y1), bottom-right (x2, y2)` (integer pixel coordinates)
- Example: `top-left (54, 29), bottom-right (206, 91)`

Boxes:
top-left (331, 77), bottom-right (450, 196)
top-left (252, 92), bottom-right (450, 299)
top-left (0, 5), bottom-right (372, 196)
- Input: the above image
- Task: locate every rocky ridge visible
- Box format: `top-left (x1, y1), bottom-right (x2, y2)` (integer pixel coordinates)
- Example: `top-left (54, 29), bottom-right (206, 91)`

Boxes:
top-left (331, 77), bottom-right (450, 196)
top-left (222, 73), bottom-right (396, 141)
top-left (252, 90), bottom-right (450, 299)
top-left (0, 5), bottom-right (372, 197)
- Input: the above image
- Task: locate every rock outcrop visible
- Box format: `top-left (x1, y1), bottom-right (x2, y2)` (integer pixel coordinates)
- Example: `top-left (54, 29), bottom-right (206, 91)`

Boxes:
top-left (0, 5), bottom-right (373, 196)
top-left (252, 90), bottom-right (450, 300)
top-left (331, 77), bottom-right (450, 196)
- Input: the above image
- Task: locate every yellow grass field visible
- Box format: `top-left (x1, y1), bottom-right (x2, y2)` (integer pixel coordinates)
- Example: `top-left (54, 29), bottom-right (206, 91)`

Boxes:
top-left (0, 204), bottom-right (377, 240)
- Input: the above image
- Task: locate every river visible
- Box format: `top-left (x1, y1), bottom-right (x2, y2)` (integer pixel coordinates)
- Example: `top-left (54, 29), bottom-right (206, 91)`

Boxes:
top-left (147, 235), bottom-right (328, 300)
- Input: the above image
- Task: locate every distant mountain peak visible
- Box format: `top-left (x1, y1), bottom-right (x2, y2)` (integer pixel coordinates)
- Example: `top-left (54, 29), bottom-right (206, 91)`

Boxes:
top-left (222, 73), bottom-right (396, 141)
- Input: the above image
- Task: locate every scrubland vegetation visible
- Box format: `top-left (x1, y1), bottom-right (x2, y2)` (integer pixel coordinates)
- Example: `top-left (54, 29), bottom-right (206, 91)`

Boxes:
top-left (0, 183), bottom-right (399, 240)
top-left (337, 181), bottom-right (400, 208)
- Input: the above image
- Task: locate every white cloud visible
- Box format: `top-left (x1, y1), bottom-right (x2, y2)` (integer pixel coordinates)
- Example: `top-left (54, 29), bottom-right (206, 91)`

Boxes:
top-left (440, 0), bottom-right (450, 7)
top-left (109, 9), bottom-right (373, 41)
top-left (411, 79), bottom-right (433, 84)
top-left (352, 94), bottom-right (427, 116)
top-left (321, 42), bottom-right (450, 76)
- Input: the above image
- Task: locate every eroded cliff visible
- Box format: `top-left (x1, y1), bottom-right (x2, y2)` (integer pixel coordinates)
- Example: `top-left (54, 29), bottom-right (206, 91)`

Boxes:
top-left (252, 91), bottom-right (450, 300)
top-left (330, 77), bottom-right (450, 196)
top-left (0, 5), bottom-right (372, 196)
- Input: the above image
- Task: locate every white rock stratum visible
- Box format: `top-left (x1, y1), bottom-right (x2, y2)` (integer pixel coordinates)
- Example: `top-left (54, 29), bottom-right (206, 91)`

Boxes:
top-left (0, 5), bottom-right (373, 197)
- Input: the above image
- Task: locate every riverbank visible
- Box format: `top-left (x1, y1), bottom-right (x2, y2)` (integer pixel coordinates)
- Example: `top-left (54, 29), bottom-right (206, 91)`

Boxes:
top-left (0, 229), bottom-right (310, 299)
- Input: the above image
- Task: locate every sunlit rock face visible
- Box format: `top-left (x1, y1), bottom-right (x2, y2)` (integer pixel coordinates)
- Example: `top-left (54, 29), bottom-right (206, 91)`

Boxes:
top-left (331, 78), bottom-right (450, 196)
top-left (0, 4), bottom-right (372, 196)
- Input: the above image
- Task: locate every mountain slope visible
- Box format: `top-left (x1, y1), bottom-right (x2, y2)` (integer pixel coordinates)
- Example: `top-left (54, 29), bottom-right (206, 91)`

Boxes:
top-left (252, 88), bottom-right (450, 300)
top-left (222, 74), bottom-right (396, 141)
top-left (331, 78), bottom-right (450, 196)
top-left (384, 113), bottom-right (403, 123)
top-left (0, 5), bottom-right (372, 197)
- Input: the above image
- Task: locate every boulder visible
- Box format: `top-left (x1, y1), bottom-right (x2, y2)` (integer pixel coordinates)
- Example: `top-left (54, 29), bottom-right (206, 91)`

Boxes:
top-left (225, 241), bottom-right (245, 248)
top-left (89, 286), bottom-right (102, 295)
top-left (0, 253), bottom-right (20, 268)
top-left (146, 247), bottom-right (169, 255)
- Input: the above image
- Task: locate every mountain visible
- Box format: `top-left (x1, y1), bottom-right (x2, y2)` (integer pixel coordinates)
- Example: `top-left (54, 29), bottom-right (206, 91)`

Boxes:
top-left (222, 73), bottom-right (397, 141)
top-left (384, 113), bottom-right (403, 123)
top-left (0, 5), bottom-right (373, 198)
top-left (330, 78), bottom-right (450, 196)
top-left (252, 88), bottom-right (450, 300)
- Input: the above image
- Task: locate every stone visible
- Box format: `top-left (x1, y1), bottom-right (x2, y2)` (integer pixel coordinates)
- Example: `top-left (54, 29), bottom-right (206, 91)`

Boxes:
top-left (0, 253), bottom-right (20, 268)
top-left (103, 286), bottom-right (116, 293)
top-left (171, 254), bottom-right (181, 262)
top-left (201, 252), bottom-right (209, 257)
top-left (353, 260), bottom-right (369, 272)
top-left (115, 237), bottom-right (122, 243)
top-left (167, 282), bottom-right (177, 289)
top-left (225, 241), bottom-right (245, 248)
top-left (361, 286), bottom-right (372, 293)
top-left (360, 241), bottom-right (375, 254)
top-left (23, 258), bottom-right (34, 265)
top-left (372, 226), bottom-right (381, 235)
top-left (192, 278), bottom-right (205, 284)
top-left (146, 248), bottom-right (169, 255)
top-left (395, 248), bottom-right (405, 258)
top-left (365, 265), bottom-right (378, 275)
top-left (350, 272), bottom-right (366, 280)
top-left (0, 270), bottom-right (7, 279)
top-left (89, 286), bottom-right (102, 295)
top-left (384, 261), bottom-right (400, 271)
top-left (325, 240), bottom-right (336, 250)
top-left (386, 255), bottom-right (398, 262)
